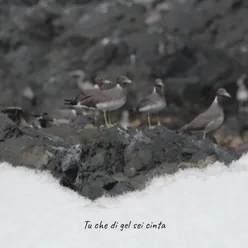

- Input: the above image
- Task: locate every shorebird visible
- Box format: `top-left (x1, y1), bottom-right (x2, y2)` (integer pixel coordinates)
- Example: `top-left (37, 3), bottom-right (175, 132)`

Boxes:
top-left (179, 88), bottom-right (231, 140)
top-left (0, 106), bottom-right (32, 128)
top-left (31, 109), bottom-right (78, 128)
top-left (64, 76), bottom-right (114, 125)
top-left (136, 78), bottom-right (166, 128)
top-left (64, 75), bottom-right (133, 127)
top-left (69, 70), bottom-right (93, 91)
top-left (64, 76), bottom-right (113, 109)
top-left (236, 74), bottom-right (248, 112)
top-left (99, 75), bottom-right (133, 126)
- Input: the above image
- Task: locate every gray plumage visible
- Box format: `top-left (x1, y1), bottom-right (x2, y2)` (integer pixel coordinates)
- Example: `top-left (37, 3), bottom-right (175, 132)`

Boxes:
top-left (64, 75), bottom-right (133, 127)
top-left (136, 78), bottom-right (166, 127)
top-left (180, 88), bottom-right (231, 139)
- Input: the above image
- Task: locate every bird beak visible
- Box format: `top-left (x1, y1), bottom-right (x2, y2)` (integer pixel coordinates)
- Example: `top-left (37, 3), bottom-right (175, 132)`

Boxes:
top-left (127, 79), bottom-right (134, 84)
top-left (222, 91), bottom-right (231, 98)
top-left (103, 80), bottom-right (113, 84)
top-left (156, 81), bottom-right (164, 87)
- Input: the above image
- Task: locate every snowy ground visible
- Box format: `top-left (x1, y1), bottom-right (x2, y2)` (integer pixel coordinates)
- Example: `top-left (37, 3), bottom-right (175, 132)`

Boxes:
top-left (1, 155), bottom-right (248, 248)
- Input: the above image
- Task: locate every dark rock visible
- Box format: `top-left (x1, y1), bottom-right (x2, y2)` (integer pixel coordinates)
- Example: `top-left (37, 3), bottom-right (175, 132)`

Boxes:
top-left (0, 113), bottom-right (22, 142)
top-left (46, 125), bottom-right (239, 200)
top-left (0, 110), bottom-right (240, 200)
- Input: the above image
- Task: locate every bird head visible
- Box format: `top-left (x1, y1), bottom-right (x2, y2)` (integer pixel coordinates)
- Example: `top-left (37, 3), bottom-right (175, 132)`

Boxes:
top-left (117, 76), bottom-right (134, 85)
top-left (94, 76), bottom-right (113, 90)
top-left (216, 88), bottom-right (231, 98)
top-left (154, 78), bottom-right (164, 87)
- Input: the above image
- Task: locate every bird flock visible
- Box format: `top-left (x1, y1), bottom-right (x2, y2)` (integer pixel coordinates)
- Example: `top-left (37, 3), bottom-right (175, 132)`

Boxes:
top-left (0, 70), bottom-right (240, 142)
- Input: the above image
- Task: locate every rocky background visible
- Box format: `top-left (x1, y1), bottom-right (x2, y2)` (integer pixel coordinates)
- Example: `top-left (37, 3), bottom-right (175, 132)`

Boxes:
top-left (1, 0), bottom-right (248, 200)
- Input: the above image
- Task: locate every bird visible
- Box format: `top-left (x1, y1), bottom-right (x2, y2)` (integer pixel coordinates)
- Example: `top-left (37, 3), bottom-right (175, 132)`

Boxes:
top-left (64, 75), bottom-right (133, 127)
top-left (179, 88), bottom-right (231, 140)
top-left (236, 74), bottom-right (248, 112)
top-left (31, 109), bottom-right (78, 128)
top-left (136, 78), bottom-right (166, 128)
top-left (0, 106), bottom-right (33, 128)
top-left (64, 76), bottom-right (113, 110)
top-left (68, 69), bottom-right (92, 91)
top-left (64, 76), bottom-right (114, 125)
top-left (99, 75), bottom-right (134, 126)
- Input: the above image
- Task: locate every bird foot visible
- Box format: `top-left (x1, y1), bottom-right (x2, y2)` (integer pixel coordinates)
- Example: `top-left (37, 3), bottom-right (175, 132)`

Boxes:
top-left (148, 125), bottom-right (156, 129)
top-left (99, 124), bottom-right (115, 129)
top-left (106, 123), bottom-right (115, 128)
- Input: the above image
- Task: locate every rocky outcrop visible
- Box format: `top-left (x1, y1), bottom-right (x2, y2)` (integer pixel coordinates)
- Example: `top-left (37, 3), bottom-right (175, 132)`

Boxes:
top-left (0, 113), bottom-right (239, 200)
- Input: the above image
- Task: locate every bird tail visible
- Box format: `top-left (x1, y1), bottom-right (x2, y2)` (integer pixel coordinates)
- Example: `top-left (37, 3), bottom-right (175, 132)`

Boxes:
top-left (64, 99), bottom-right (78, 106)
top-left (178, 124), bottom-right (188, 133)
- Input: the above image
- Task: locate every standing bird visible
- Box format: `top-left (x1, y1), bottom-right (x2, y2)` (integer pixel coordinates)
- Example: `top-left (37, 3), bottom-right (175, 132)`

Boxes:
top-left (136, 78), bottom-right (166, 128)
top-left (65, 75), bottom-right (113, 103)
top-left (64, 77), bottom-right (113, 107)
top-left (68, 70), bottom-right (92, 92)
top-left (64, 75), bottom-right (133, 127)
top-left (236, 74), bottom-right (248, 112)
top-left (99, 75), bottom-right (134, 125)
top-left (179, 88), bottom-right (231, 140)
top-left (31, 109), bottom-right (78, 128)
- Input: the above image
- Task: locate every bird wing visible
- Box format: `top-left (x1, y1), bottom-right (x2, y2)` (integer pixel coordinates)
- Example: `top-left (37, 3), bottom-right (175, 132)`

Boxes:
top-left (137, 95), bottom-right (152, 109)
top-left (181, 104), bottom-right (221, 132)
top-left (81, 88), bottom-right (100, 96)
top-left (79, 92), bottom-right (110, 108)
top-left (136, 92), bottom-right (158, 111)
top-left (102, 87), bottom-right (124, 100)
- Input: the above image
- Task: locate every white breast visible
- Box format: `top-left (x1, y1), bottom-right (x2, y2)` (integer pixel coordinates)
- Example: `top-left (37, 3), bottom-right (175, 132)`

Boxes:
top-left (96, 98), bottom-right (126, 111)
top-left (205, 115), bottom-right (224, 133)
top-left (139, 101), bottom-right (166, 113)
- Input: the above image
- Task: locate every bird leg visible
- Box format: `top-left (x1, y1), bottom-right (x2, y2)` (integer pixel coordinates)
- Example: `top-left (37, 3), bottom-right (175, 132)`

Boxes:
top-left (107, 112), bottom-right (114, 127)
top-left (157, 113), bottom-right (161, 126)
top-left (103, 110), bottom-right (109, 127)
top-left (148, 114), bottom-right (151, 127)
top-left (93, 111), bottom-right (98, 127)
top-left (148, 114), bottom-right (155, 129)
top-left (108, 112), bottom-right (111, 125)
top-left (203, 132), bottom-right (206, 140)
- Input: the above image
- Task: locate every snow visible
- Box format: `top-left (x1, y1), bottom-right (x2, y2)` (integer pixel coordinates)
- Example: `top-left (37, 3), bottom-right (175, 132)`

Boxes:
top-left (1, 154), bottom-right (248, 248)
